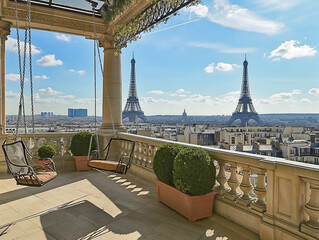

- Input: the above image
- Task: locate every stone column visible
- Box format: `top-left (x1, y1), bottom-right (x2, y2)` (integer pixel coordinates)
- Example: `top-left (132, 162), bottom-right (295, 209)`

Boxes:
top-left (0, 20), bottom-right (11, 135)
top-left (98, 37), bottom-right (125, 136)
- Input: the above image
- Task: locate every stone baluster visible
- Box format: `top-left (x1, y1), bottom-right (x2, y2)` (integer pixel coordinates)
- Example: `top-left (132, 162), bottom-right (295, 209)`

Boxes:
top-left (64, 136), bottom-right (72, 157)
top-left (216, 160), bottom-right (228, 195)
top-left (132, 143), bottom-right (138, 163)
top-left (224, 162), bottom-right (239, 201)
top-left (137, 142), bottom-right (143, 165)
top-left (251, 168), bottom-right (267, 212)
top-left (237, 165), bottom-right (253, 206)
top-left (146, 145), bottom-right (154, 168)
top-left (301, 179), bottom-right (319, 239)
top-left (142, 143), bottom-right (149, 166)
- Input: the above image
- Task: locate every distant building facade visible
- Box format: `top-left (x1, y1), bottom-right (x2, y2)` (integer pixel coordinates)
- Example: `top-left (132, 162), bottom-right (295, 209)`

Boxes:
top-left (68, 108), bottom-right (87, 118)
top-left (41, 112), bottom-right (53, 117)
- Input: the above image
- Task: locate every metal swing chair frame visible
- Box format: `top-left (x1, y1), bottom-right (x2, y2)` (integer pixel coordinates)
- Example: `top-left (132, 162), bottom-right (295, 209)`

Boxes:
top-left (1, 0), bottom-right (57, 186)
top-left (83, 2), bottom-right (136, 175)
top-left (87, 136), bottom-right (135, 174)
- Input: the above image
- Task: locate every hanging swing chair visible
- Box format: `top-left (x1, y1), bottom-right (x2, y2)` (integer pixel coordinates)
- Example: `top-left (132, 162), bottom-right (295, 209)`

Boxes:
top-left (87, 137), bottom-right (135, 174)
top-left (1, 0), bottom-right (57, 186)
top-left (84, 1), bottom-right (136, 175)
top-left (2, 139), bottom-right (57, 186)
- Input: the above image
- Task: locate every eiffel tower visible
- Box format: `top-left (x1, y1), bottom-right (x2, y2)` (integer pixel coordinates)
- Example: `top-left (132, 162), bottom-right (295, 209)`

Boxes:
top-left (122, 54), bottom-right (147, 122)
top-left (227, 56), bottom-right (261, 126)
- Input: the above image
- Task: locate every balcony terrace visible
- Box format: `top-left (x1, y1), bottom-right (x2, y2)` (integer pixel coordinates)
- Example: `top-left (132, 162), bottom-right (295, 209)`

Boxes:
top-left (0, 0), bottom-right (319, 239)
top-left (1, 132), bottom-right (319, 240)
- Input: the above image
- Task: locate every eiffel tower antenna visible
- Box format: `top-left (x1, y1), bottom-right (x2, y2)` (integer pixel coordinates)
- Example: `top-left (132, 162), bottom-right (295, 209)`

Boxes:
top-left (227, 56), bottom-right (261, 126)
top-left (122, 54), bottom-right (147, 122)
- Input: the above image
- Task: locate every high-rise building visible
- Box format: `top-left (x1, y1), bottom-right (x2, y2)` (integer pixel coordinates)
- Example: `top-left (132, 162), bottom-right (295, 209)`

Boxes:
top-left (227, 56), bottom-right (261, 126)
top-left (68, 108), bottom-right (88, 118)
top-left (122, 54), bottom-right (147, 122)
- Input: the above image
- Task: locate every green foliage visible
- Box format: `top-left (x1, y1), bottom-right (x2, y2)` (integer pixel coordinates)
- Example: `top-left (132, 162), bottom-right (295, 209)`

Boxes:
top-left (38, 144), bottom-right (56, 159)
top-left (173, 147), bottom-right (216, 196)
top-left (153, 143), bottom-right (183, 186)
top-left (70, 131), bottom-right (97, 156)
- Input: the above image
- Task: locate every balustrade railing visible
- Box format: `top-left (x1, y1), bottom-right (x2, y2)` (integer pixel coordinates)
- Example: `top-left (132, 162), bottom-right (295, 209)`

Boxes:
top-left (118, 132), bottom-right (319, 240)
top-left (1, 131), bottom-right (318, 239)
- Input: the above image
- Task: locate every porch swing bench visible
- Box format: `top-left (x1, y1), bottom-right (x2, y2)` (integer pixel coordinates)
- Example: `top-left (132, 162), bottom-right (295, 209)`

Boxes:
top-left (2, 139), bottom-right (57, 187)
top-left (87, 138), bottom-right (135, 174)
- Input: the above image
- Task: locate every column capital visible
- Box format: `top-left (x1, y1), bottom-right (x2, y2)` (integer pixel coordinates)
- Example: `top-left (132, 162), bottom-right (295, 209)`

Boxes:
top-left (0, 20), bottom-right (11, 39)
top-left (98, 34), bottom-right (115, 49)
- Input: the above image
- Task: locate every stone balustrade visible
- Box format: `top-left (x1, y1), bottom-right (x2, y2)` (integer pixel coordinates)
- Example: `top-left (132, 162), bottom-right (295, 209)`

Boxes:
top-left (0, 131), bottom-right (318, 239)
top-left (117, 132), bottom-right (319, 240)
top-left (0, 133), bottom-right (76, 172)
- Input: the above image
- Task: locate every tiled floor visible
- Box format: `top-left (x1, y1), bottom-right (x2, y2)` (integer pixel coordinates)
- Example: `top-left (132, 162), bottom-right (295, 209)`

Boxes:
top-left (0, 170), bottom-right (259, 240)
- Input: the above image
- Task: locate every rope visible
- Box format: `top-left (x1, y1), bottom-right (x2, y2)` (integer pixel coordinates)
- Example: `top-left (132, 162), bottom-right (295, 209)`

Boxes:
top-left (92, 10), bottom-right (116, 137)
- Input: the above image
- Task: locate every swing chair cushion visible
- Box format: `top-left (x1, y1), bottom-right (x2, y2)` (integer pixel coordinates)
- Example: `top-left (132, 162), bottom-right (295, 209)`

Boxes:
top-left (16, 171), bottom-right (57, 186)
top-left (88, 138), bottom-right (135, 174)
top-left (87, 160), bottom-right (120, 172)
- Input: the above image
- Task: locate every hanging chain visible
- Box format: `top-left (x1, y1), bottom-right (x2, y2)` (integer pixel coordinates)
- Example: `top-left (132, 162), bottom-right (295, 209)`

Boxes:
top-left (93, 12), bottom-right (97, 132)
top-left (27, 0), bottom-right (35, 139)
top-left (15, 0), bottom-right (27, 137)
top-left (92, 10), bottom-right (116, 137)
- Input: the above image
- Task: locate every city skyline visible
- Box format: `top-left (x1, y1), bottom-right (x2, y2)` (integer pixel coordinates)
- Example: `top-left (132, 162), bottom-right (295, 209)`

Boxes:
top-left (5, 0), bottom-right (319, 116)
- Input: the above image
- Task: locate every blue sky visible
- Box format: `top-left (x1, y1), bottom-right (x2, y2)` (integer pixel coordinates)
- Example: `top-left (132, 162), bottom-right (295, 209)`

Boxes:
top-left (5, 0), bottom-right (319, 116)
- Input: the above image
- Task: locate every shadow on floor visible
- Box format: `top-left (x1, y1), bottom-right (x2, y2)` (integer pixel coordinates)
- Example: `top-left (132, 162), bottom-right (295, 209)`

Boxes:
top-left (40, 200), bottom-right (141, 240)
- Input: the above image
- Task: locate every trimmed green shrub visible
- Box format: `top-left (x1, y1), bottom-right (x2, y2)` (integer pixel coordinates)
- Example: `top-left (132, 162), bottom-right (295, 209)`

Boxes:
top-left (173, 147), bottom-right (216, 196)
top-left (153, 143), bottom-right (183, 186)
top-left (38, 144), bottom-right (56, 159)
top-left (71, 131), bottom-right (97, 156)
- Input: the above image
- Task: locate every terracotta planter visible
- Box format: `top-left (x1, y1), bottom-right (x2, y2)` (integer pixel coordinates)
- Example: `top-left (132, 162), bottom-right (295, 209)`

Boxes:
top-left (156, 180), bottom-right (217, 222)
top-left (74, 156), bottom-right (91, 172)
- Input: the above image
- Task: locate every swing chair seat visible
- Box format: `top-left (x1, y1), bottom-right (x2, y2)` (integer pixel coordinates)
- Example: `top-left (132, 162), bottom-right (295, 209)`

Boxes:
top-left (88, 160), bottom-right (127, 173)
top-left (15, 171), bottom-right (57, 186)
top-left (87, 138), bottom-right (135, 174)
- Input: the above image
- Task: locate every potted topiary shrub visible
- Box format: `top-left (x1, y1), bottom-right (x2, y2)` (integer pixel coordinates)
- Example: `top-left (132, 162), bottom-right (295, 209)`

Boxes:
top-left (71, 131), bottom-right (97, 172)
top-left (155, 146), bottom-right (217, 222)
top-left (38, 144), bottom-right (56, 159)
top-left (153, 143), bottom-right (183, 186)
top-left (37, 143), bottom-right (56, 168)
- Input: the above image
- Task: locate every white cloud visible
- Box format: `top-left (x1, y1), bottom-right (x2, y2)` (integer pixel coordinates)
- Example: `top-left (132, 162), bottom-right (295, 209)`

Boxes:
top-left (74, 98), bottom-right (96, 104)
top-left (216, 62), bottom-right (240, 72)
top-left (205, 62), bottom-right (240, 73)
top-left (6, 91), bottom-right (20, 99)
top-left (185, 4), bottom-right (208, 18)
top-left (34, 93), bottom-right (67, 104)
top-left (260, 90), bottom-right (302, 104)
top-left (308, 88), bottom-right (319, 95)
top-left (6, 73), bottom-right (20, 82)
top-left (301, 98), bottom-right (311, 103)
top-left (37, 54), bottom-right (63, 67)
top-left (188, 42), bottom-right (255, 54)
top-left (176, 89), bottom-right (186, 94)
top-left (205, 63), bottom-right (214, 73)
top-left (69, 69), bottom-right (86, 75)
top-left (38, 87), bottom-right (62, 96)
top-left (59, 95), bottom-right (75, 99)
top-left (34, 75), bottom-right (49, 80)
top-left (207, 0), bottom-right (284, 35)
top-left (56, 34), bottom-right (71, 42)
top-left (6, 37), bottom-right (41, 55)
top-left (269, 40), bottom-right (317, 60)
top-left (148, 90), bottom-right (164, 95)
top-left (292, 89), bottom-right (301, 94)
